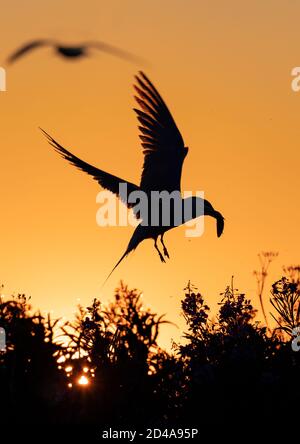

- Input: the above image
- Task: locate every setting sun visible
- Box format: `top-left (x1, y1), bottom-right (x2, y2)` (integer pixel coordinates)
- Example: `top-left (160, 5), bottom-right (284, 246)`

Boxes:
top-left (77, 375), bottom-right (89, 386)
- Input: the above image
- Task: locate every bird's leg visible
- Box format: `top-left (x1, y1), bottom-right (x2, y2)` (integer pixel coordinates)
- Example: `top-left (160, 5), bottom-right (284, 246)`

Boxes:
top-left (160, 234), bottom-right (170, 259)
top-left (154, 238), bottom-right (166, 263)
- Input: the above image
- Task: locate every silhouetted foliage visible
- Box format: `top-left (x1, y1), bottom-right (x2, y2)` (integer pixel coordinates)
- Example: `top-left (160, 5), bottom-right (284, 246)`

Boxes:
top-left (1, 272), bottom-right (300, 435)
top-left (253, 251), bottom-right (278, 327)
top-left (0, 294), bottom-right (64, 424)
top-left (270, 267), bottom-right (300, 336)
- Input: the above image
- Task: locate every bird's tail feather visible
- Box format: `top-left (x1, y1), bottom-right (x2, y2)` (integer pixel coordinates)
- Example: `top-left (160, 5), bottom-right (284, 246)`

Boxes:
top-left (101, 226), bottom-right (143, 287)
top-left (101, 248), bottom-right (131, 288)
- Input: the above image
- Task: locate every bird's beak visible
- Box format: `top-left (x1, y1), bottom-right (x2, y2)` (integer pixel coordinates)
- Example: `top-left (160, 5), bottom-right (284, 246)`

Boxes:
top-left (215, 211), bottom-right (225, 237)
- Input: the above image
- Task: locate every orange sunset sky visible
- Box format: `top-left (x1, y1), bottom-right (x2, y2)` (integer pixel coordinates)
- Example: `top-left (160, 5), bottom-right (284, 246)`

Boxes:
top-left (1, 0), bottom-right (300, 348)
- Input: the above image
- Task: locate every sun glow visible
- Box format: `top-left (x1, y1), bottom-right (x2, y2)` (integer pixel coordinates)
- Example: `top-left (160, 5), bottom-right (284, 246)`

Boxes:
top-left (78, 375), bottom-right (89, 386)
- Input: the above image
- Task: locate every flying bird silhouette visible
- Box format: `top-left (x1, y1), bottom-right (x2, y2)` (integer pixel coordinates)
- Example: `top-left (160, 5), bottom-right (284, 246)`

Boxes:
top-left (6, 39), bottom-right (142, 64)
top-left (41, 72), bottom-right (224, 282)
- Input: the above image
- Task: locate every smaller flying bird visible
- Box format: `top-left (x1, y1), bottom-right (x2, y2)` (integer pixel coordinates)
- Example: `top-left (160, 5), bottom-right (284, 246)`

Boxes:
top-left (6, 39), bottom-right (142, 64)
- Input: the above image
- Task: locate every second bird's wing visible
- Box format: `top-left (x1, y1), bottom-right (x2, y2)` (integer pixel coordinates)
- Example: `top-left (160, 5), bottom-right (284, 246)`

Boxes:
top-left (85, 41), bottom-right (144, 64)
top-left (41, 129), bottom-right (140, 208)
top-left (134, 72), bottom-right (188, 193)
top-left (7, 40), bottom-right (52, 64)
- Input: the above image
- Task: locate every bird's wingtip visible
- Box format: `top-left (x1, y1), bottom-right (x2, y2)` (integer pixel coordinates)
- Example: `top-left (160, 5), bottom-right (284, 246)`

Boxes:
top-left (134, 71), bottom-right (144, 84)
top-left (136, 71), bottom-right (147, 82)
top-left (39, 127), bottom-right (53, 142)
top-left (39, 127), bottom-right (47, 135)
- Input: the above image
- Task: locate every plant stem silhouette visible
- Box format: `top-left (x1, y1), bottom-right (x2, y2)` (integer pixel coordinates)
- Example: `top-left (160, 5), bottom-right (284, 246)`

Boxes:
top-left (254, 251), bottom-right (278, 327)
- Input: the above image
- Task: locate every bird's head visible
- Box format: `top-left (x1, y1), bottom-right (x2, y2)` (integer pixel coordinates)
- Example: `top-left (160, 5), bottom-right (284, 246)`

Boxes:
top-left (182, 197), bottom-right (224, 237)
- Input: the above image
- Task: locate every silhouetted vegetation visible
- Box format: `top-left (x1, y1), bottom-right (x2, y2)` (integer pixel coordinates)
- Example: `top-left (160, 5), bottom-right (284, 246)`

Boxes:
top-left (1, 271), bottom-right (300, 435)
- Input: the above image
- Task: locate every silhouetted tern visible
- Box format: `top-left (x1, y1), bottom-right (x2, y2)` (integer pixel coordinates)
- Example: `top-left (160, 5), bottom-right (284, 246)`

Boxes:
top-left (41, 72), bottom-right (224, 282)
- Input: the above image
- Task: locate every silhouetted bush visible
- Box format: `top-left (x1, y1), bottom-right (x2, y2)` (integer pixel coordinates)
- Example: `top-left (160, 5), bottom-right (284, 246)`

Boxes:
top-left (1, 272), bottom-right (300, 433)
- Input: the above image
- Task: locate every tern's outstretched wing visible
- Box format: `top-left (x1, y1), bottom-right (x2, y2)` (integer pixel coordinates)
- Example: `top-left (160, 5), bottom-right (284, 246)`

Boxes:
top-left (134, 72), bottom-right (188, 193)
top-left (41, 129), bottom-right (140, 208)
top-left (7, 40), bottom-right (52, 64)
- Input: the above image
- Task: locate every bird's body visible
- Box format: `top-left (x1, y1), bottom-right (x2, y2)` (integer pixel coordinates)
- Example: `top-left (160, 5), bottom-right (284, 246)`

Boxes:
top-left (41, 72), bottom-right (224, 282)
top-left (6, 39), bottom-right (142, 64)
top-left (56, 46), bottom-right (85, 58)
top-left (105, 196), bottom-right (224, 281)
